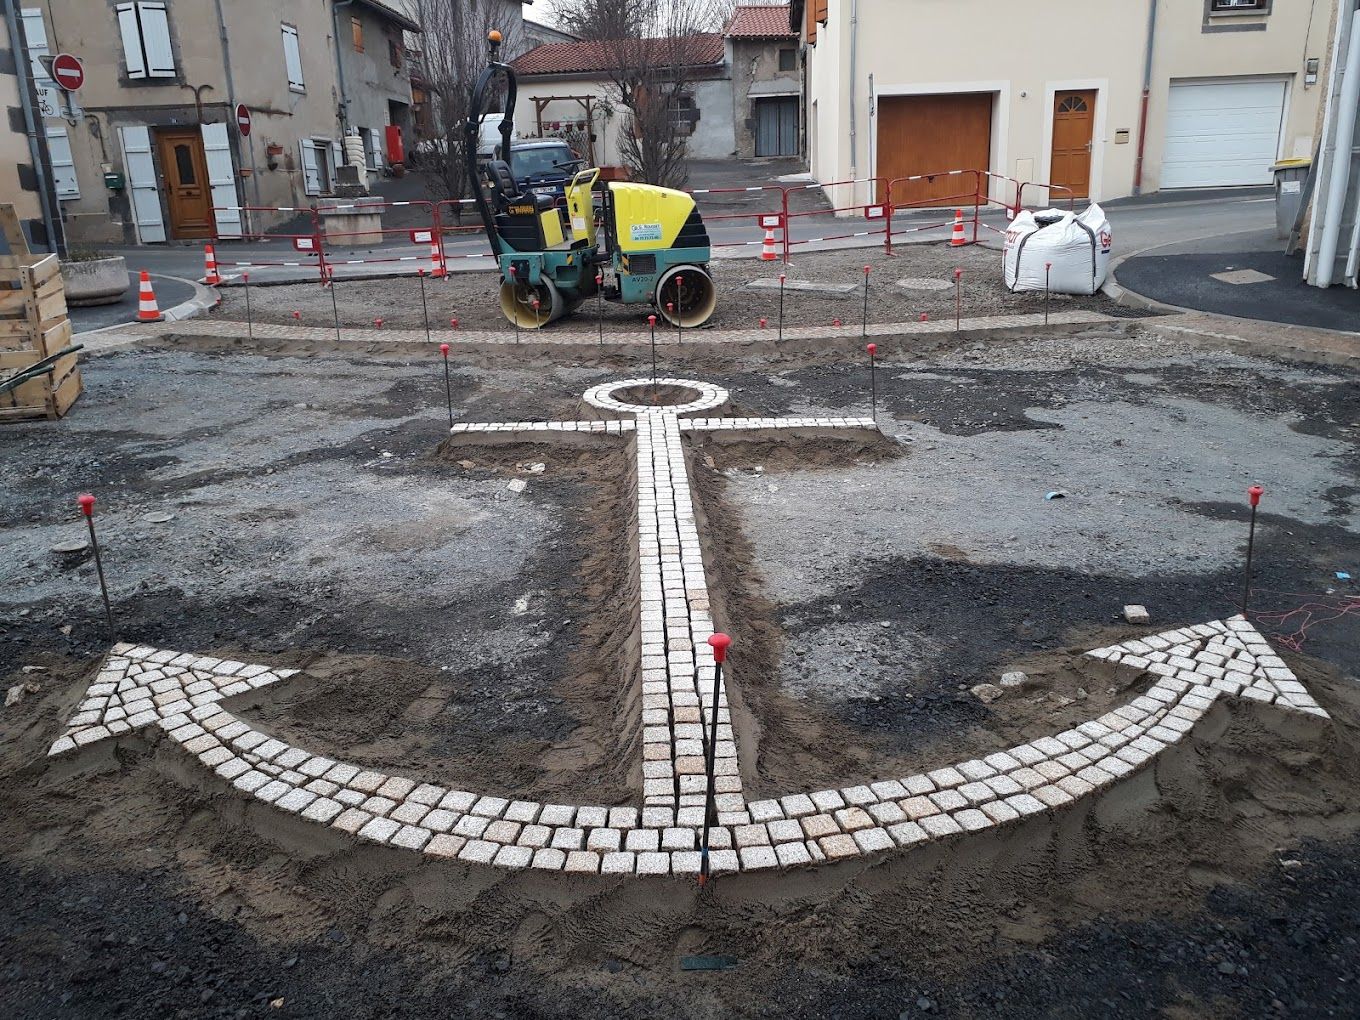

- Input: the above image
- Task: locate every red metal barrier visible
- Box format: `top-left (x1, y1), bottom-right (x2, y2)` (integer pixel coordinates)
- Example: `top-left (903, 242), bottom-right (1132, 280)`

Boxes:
top-left (685, 184), bottom-right (788, 259)
top-left (780, 177), bottom-right (891, 260)
top-left (317, 199), bottom-right (445, 281)
top-left (1014, 180), bottom-right (1078, 215)
top-left (884, 170), bottom-right (984, 254)
top-left (211, 206), bottom-right (328, 282)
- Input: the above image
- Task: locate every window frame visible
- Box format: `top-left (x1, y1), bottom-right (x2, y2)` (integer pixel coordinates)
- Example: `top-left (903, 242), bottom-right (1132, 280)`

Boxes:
top-left (777, 47), bottom-right (796, 72)
top-left (282, 23), bottom-right (305, 93)
top-left (351, 16), bottom-right (364, 53)
top-left (1208, 0), bottom-right (1270, 14)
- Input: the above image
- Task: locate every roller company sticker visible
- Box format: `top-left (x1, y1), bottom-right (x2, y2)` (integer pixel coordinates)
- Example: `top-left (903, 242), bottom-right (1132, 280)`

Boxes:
top-left (629, 222), bottom-right (662, 243)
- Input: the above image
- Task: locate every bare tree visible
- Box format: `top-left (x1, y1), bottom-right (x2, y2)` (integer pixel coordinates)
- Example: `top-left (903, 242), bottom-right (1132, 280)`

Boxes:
top-left (556, 0), bottom-right (734, 188)
top-left (404, 0), bottom-right (525, 209)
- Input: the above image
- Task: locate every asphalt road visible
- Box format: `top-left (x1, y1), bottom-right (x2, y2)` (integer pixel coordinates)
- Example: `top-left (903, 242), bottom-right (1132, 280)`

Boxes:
top-left (67, 272), bottom-right (196, 333)
top-left (83, 186), bottom-right (1281, 291)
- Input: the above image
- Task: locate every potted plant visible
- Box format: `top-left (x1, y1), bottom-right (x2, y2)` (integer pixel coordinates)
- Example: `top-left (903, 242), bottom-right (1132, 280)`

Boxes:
top-left (60, 248), bottom-right (129, 307)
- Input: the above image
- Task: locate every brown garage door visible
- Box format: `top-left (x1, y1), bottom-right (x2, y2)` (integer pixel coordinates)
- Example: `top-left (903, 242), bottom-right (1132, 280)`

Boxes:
top-left (876, 93), bottom-right (992, 206)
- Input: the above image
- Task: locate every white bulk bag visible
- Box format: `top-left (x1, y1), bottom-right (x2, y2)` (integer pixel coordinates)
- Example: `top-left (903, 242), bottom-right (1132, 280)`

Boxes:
top-left (1003, 204), bottom-right (1112, 295)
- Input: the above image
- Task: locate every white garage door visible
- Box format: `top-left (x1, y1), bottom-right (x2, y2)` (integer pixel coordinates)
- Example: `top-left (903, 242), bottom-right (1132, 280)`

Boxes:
top-left (1162, 79), bottom-right (1286, 188)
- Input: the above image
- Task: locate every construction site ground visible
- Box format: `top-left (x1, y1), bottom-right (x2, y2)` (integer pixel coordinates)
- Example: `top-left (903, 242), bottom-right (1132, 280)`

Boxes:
top-left (3, 300), bottom-right (1359, 1017)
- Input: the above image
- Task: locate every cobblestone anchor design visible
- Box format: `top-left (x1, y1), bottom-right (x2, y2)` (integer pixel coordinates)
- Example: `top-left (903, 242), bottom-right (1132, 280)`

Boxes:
top-left (48, 379), bottom-right (1329, 876)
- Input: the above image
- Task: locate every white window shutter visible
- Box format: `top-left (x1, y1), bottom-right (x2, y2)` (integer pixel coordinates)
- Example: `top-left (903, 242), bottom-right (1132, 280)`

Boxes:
top-left (367, 128), bottom-right (382, 170)
top-left (22, 9), bottom-right (80, 199)
top-left (118, 125), bottom-right (165, 243)
top-left (137, 2), bottom-right (176, 78)
top-left (200, 122), bottom-right (241, 238)
top-left (298, 140), bottom-right (320, 196)
top-left (116, 3), bottom-right (147, 79)
top-left (19, 8), bottom-right (50, 81)
top-left (45, 123), bottom-right (80, 199)
top-left (282, 25), bottom-right (304, 91)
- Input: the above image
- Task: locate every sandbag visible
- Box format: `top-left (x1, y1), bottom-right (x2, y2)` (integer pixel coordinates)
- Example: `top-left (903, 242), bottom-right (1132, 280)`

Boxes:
top-left (1003, 204), bottom-right (1112, 295)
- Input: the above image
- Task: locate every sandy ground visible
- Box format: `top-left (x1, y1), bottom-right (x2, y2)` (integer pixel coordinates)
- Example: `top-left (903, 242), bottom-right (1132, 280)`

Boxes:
top-left (2, 324), bottom-right (1358, 1018)
top-left (211, 243), bottom-right (1122, 334)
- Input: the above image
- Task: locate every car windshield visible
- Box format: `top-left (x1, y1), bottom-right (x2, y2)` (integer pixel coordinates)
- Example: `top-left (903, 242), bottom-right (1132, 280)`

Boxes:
top-left (513, 146), bottom-right (573, 179)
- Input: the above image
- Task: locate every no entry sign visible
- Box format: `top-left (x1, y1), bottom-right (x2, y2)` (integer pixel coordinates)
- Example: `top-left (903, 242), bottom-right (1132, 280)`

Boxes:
top-left (235, 103), bottom-right (251, 137)
top-left (51, 53), bottom-right (83, 91)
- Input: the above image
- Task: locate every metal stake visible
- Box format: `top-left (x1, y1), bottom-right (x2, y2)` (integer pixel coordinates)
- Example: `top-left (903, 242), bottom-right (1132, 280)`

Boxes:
top-left (596, 272), bottom-right (604, 345)
top-left (699, 632), bottom-right (731, 887)
top-left (1242, 485), bottom-right (1264, 616)
top-left (675, 275), bottom-right (684, 346)
top-left (1044, 261), bottom-right (1052, 326)
top-left (243, 272), bottom-right (252, 339)
top-left (954, 267), bottom-right (963, 332)
top-left (862, 264), bottom-right (870, 339)
top-left (867, 343), bottom-right (877, 420)
top-left (328, 270), bottom-right (341, 343)
top-left (440, 342), bottom-right (453, 430)
top-left (778, 273), bottom-right (785, 343)
top-left (418, 269), bottom-right (431, 343)
top-left (78, 494), bottom-right (115, 642)
top-left (648, 314), bottom-right (658, 397)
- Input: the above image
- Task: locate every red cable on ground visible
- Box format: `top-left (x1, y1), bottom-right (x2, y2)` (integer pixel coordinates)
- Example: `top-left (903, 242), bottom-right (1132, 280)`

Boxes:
top-left (1241, 587), bottom-right (1360, 653)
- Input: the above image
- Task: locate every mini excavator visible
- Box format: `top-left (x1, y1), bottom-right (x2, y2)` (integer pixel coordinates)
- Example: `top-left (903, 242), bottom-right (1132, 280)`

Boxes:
top-left (465, 30), bottom-right (718, 330)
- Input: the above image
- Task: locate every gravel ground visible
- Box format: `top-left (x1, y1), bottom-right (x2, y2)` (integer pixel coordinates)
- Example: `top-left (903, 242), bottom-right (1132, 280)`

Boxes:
top-left (2, 325), bottom-right (1357, 1018)
top-left (211, 243), bottom-right (1123, 334)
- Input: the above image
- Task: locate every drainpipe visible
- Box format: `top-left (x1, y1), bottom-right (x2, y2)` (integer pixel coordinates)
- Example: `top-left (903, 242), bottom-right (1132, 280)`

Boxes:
top-left (1316, 7), bottom-right (1360, 288)
top-left (4, 1), bottom-right (65, 255)
top-left (1132, 0), bottom-right (1158, 196)
top-left (848, 0), bottom-right (858, 205)
top-left (212, 0), bottom-right (261, 211)
top-left (332, 0), bottom-right (355, 146)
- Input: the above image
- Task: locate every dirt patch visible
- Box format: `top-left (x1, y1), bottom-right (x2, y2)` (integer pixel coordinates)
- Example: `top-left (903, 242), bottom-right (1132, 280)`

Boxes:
top-left (210, 243), bottom-right (1128, 335)
top-left (2, 330), bottom-right (1357, 1017)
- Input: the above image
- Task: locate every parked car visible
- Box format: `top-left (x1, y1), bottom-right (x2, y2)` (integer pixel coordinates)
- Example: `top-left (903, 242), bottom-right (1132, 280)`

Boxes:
top-left (506, 140), bottom-right (587, 201)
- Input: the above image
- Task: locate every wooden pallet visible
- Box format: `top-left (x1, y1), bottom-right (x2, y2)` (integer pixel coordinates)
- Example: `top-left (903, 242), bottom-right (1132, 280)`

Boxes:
top-left (0, 203), bottom-right (82, 421)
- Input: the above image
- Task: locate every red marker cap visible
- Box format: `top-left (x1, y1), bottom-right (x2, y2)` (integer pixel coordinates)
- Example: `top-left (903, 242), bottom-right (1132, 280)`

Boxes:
top-left (374, 317), bottom-right (383, 327)
top-left (954, 267), bottom-right (963, 279)
top-left (419, 268), bottom-right (426, 277)
top-left (449, 318), bottom-right (459, 329)
top-left (759, 317), bottom-right (767, 328)
top-left (832, 318), bottom-right (842, 327)
top-left (708, 632), bottom-right (732, 663)
top-left (866, 343), bottom-right (877, 355)
top-left (648, 314), bottom-right (657, 326)
top-left (919, 313), bottom-right (928, 321)
top-left (864, 265), bottom-right (871, 275)
top-left (779, 273), bottom-right (786, 283)
top-left (292, 310), bottom-right (300, 319)
top-left (1248, 484), bottom-right (1264, 507)
top-left (439, 343), bottom-right (449, 357)
top-left (1045, 261), bottom-right (1053, 269)
top-left (77, 493), bottom-right (95, 517)
top-left (595, 273), bottom-right (602, 284)
top-left (242, 272), bottom-right (249, 283)
top-left (666, 302), bottom-right (674, 312)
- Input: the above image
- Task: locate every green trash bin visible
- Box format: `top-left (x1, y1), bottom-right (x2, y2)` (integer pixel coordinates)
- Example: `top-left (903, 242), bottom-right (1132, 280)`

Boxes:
top-left (1271, 158), bottom-right (1311, 240)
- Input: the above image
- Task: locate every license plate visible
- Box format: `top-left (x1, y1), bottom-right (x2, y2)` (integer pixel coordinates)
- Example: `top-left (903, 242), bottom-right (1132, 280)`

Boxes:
top-left (532, 186), bottom-right (556, 195)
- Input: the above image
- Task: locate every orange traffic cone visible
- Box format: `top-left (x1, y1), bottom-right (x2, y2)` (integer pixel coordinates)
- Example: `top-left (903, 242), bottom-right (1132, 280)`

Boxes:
top-left (428, 236), bottom-right (446, 279)
top-left (136, 271), bottom-right (163, 322)
top-left (203, 243), bottom-right (222, 285)
top-left (760, 226), bottom-right (778, 261)
top-left (950, 209), bottom-right (967, 247)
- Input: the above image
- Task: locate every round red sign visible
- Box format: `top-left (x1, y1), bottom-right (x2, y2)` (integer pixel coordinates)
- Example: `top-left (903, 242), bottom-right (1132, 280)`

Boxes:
top-left (51, 53), bottom-right (84, 92)
top-left (235, 103), bottom-right (251, 137)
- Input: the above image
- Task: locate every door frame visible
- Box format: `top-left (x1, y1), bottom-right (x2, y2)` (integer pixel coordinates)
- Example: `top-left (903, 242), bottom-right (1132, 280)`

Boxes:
top-left (754, 94), bottom-right (799, 157)
top-left (873, 79), bottom-right (1010, 204)
top-left (1039, 78), bottom-right (1108, 204)
top-left (154, 127), bottom-right (214, 239)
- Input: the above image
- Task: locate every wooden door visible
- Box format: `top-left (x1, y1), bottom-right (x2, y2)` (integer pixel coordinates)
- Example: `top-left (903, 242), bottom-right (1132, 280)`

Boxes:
top-left (876, 93), bottom-right (992, 205)
top-left (156, 130), bottom-right (214, 238)
top-left (1050, 90), bottom-right (1096, 199)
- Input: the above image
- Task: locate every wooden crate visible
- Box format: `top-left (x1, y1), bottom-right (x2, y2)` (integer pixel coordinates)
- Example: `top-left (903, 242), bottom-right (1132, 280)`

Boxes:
top-left (0, 203), bottom-right (82, 421)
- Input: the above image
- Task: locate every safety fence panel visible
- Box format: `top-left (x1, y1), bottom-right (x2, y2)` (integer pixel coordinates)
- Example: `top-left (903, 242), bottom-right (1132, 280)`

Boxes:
top-left (780, 177), bottom-right (892, 260)
top-left (317, 200), bottom-right (446, 281)
top-left (434, 198), bottom-right (497, 269)
top-left (883, 171), bottom-right (984, 253)
top-left (1014, 180), bottom-right (1078, 216)
top-left (686, 185), bottom-right (788, 259)
top-left (211, 206), bottom-right (328, 282)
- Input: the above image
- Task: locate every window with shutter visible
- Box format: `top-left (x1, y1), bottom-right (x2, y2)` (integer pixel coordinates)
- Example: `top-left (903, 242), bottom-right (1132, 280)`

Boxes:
top-left (282, 24), bottom-right (304, 92)
top-left (20, 8), bottom-right (81, 198)
top-left (351, 17), bottom-right (364, 52)
top-left (115, 2), bottom-right (176, 80)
